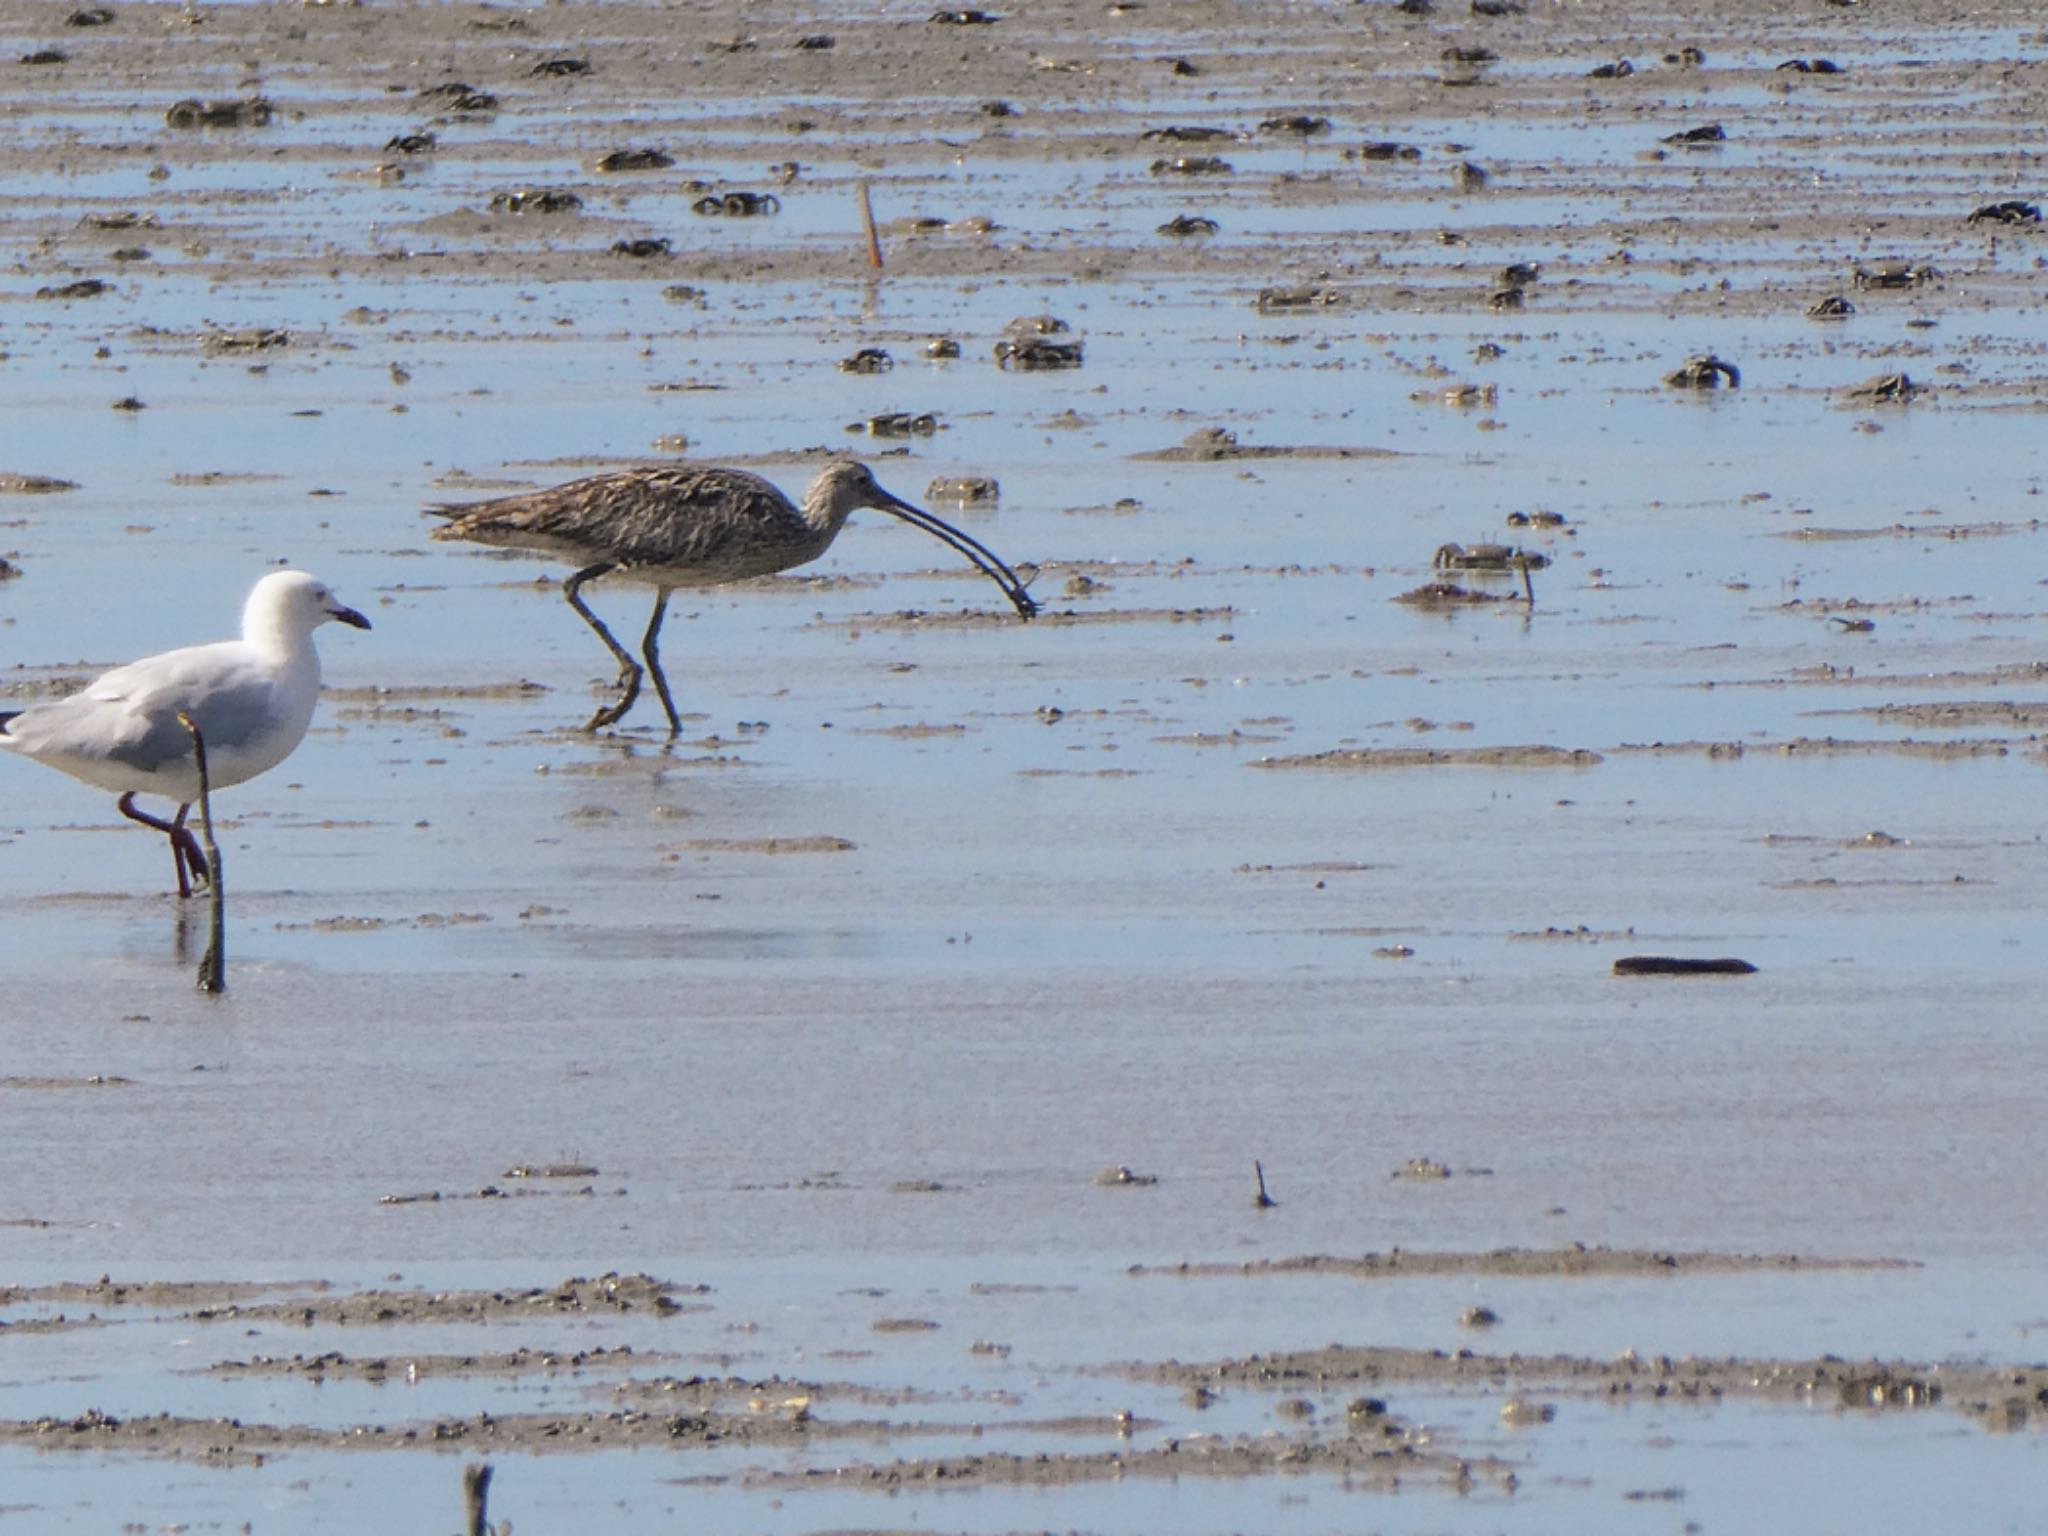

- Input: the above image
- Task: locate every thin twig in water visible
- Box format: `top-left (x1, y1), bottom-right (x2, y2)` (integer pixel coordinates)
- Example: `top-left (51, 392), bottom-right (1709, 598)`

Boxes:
top-left (858, 180), bottom-right (884, 271)
top-left (177, 711), bottom-right (225, 993)
top-left (1253, 1159), bottom-right (1277, 1209)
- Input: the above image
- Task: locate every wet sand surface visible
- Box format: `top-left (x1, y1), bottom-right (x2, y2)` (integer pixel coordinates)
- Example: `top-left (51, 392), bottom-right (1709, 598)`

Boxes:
top-left (2, 0), bottom-right (2047, 1528)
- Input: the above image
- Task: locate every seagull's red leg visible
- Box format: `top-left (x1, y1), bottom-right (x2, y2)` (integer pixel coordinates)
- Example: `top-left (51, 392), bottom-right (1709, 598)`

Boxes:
top-left (118, 792), bottom-right (208, 898)
top-left (170, 803), bottom-right (210, 893)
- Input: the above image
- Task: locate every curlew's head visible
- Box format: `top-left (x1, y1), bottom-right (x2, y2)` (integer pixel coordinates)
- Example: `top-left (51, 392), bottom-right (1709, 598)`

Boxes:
top-left (800, 459), bottom-right (903, 532)
top-left (802, 459), bottom-right (1038, 621)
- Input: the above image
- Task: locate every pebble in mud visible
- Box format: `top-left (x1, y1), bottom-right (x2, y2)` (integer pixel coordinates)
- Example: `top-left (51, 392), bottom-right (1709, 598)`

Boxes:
top-left (1499, 1399), bottom-right (1555, 1426)
top-left (1460, 1306), bottom-right (1500, 1328)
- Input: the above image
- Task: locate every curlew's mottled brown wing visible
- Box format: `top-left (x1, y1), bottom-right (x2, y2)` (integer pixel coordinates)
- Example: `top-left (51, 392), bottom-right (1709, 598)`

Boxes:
top-left (429, 466), bottom-right (816, 580)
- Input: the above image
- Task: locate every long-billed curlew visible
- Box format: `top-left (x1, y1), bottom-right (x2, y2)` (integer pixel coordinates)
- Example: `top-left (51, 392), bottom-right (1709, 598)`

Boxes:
top-left (0, 570), bottom-right (371, 896)
top-left (427, 458), bottom-right (1037, 733)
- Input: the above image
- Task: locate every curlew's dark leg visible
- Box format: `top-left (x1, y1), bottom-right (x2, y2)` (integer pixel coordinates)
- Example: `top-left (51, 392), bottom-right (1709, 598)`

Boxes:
top-left (118, 792), bottom-right (209, 898)
top-left (639, 589), bottom-right (680, 737)
top-left (562, 562), bottom-right (642, 731)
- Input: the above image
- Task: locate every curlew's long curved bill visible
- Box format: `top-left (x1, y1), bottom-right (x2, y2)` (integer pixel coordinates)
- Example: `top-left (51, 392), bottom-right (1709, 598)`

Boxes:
top-left (872, 490), bottom-right (1039, 620)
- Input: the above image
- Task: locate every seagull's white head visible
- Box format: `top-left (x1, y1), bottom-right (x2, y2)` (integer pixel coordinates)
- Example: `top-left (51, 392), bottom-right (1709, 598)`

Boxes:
top-left (243, 570), bottom-right (373, 643)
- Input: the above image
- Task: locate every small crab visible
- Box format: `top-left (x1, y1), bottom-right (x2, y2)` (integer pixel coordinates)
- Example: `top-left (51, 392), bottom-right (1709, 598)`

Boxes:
top-left (1843, 372), bottom-right (1920, 404)
top-left (1966, 199), bottom-right (2042, 226)
top-left (594, 146), bottom-right (670, 172)
top-left (1853, 259), bottom-right (1937, 289)
top-left (1259, 113), bottom-right (1330, 136)
top-left (1664, 354), bottom-right (1741, 388)
top-left (1804, 294), bottom-right (1855, 320)
top-left (838, 347), bottom-right (893, 375)
top-left (1435, 542), bottom-right (1548, 573)
top-left (692, 190), bottom-right (781, 217)
top-left (1661, 123), bottom-right (1726, 146)
top-left (855, 412), bottom-right (941, 437)
top-left (1158, 213), bottom-right (1220, 237)
top-left (926, 475), bottom-right (1000, 505)
top-left (995, 336), bottom-right (1084, 370)
top-left (1256, 285), bottom-right (1342, 313)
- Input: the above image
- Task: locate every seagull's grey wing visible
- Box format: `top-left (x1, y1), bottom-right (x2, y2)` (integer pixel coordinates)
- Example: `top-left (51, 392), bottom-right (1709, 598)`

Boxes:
top-left (5, 645), bottom-right (279, 774)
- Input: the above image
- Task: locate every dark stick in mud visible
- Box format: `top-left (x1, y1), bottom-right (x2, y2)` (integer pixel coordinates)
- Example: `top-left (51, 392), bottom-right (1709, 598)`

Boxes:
top-left (177, 712), bottom-right (225, 993)
top-left (462, 1462), bottom-right (493, 1536)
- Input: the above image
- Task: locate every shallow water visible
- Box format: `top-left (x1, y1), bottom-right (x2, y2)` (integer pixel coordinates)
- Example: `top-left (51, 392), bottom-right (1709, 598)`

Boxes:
top-left (3, 0), bottom-right (2047, 1527)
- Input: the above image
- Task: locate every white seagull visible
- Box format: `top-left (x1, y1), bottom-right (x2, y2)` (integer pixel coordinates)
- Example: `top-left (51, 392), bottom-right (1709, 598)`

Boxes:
top-left (0, 569), bottom-right (371, 896)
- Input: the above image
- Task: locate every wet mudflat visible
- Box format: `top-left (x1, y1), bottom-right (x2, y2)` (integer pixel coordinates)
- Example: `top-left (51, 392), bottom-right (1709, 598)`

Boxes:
top-left (1, 0), bottom-right (2046, 1529)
